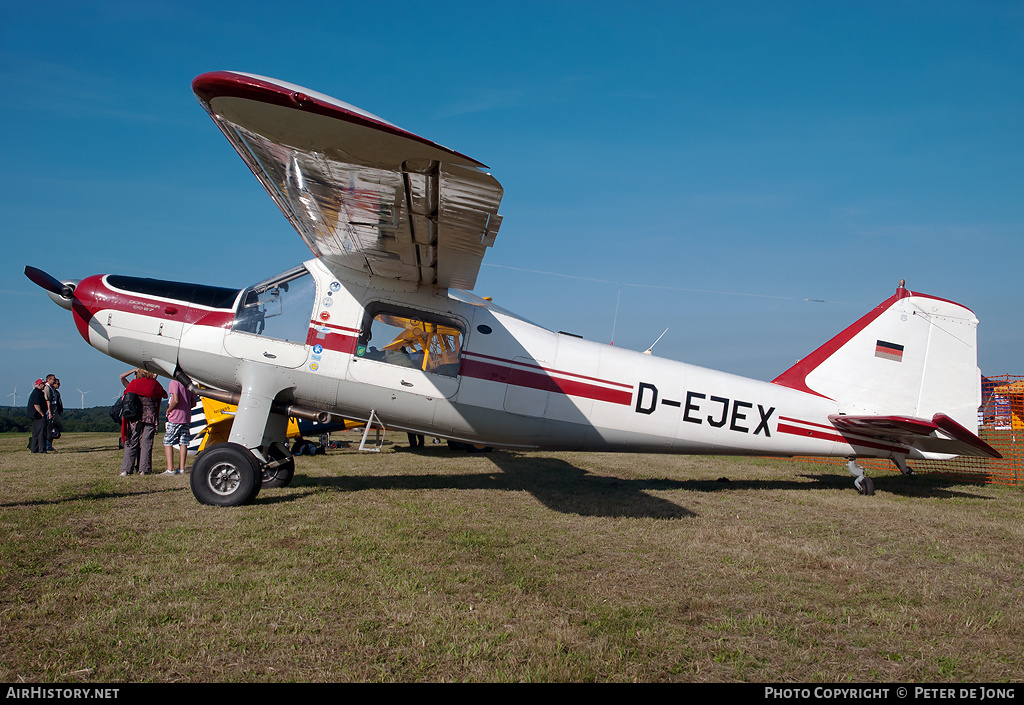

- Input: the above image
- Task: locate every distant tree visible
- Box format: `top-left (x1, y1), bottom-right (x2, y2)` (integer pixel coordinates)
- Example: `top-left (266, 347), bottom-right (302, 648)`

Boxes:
top-left (0, 406), bottom-right (118, 433)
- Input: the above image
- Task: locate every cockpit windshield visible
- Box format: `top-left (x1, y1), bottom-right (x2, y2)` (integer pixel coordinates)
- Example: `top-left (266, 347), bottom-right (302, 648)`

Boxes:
top-left (232, 265), bottom-right (316, 343)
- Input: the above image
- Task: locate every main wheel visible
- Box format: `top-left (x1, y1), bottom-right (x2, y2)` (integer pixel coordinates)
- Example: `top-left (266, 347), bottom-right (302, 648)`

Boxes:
top-left (191, 442), bottom-right (261, 507)
top-left (262, 443), bottom-right (295, 488)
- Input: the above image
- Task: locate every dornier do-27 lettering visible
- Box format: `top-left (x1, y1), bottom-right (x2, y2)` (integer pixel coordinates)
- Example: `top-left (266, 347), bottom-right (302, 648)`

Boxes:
top-left (634, 382), bottom-right (776, 436)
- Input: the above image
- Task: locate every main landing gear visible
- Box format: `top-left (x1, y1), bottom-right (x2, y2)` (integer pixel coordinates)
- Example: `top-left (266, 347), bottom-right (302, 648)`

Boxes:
top-left (191, 442), bottom-right (263, 506)
top-left (182, 363), bottom-right (300, 507)
top-left (190, 441), bottom-right (296, 507)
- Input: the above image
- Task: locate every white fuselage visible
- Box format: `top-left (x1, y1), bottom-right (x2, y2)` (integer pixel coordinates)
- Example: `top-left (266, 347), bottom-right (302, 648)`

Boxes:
top-left (67, 257), bottom-right (912, 462)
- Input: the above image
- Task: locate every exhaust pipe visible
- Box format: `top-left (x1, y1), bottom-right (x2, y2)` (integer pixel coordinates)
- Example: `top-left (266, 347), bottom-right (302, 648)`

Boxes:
top-left (174, 370), bottom-right (333, 424)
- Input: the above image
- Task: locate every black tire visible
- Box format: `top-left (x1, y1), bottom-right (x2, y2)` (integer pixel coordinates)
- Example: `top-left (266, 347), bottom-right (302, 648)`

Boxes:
top-left (856, 475), bottom-right (876, 496)
top-left (861, 476), bottom-right (875, 496)
top-left (190, 442), bottom-right (261, 507)
top-left (262, 444), bottom-right (295, 488)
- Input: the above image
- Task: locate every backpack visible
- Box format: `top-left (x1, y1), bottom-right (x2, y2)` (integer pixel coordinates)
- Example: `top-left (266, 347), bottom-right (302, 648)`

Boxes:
top-left (110, 392), bottom-right (142, 423)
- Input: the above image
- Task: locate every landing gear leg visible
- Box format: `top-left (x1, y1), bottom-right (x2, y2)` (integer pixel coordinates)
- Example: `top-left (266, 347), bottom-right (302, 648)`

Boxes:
top-left (892, 455), bottom-right (914, 476)
top-left (847, 458), bottom-right (875, 496)
top-left (189, 361), bottom-right (294, 506)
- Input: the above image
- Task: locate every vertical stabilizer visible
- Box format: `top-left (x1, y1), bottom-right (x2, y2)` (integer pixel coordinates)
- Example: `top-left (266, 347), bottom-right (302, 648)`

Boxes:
top-left (772, 284), bottom-right (982, 431)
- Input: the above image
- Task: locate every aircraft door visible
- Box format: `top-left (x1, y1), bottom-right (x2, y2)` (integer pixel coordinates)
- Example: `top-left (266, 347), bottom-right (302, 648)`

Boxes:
top-left (223, 266), bottom-right (315, 368)
top-left (348, 304), bottom-right (462, 400)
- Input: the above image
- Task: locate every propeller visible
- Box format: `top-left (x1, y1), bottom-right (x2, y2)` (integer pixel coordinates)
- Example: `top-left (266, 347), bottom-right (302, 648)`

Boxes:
top-left (24, 266), bottom-right (74, 299)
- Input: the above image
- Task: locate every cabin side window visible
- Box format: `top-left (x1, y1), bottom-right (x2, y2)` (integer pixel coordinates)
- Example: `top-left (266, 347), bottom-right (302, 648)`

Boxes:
top-left (232, 268), bottom-right (316, 344)
top-left (356, 306), bottom-right (463, 377)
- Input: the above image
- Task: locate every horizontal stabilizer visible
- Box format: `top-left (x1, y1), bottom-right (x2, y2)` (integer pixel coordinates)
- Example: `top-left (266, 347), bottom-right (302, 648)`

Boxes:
top-left (829, 413), bottom-right (1002, 459)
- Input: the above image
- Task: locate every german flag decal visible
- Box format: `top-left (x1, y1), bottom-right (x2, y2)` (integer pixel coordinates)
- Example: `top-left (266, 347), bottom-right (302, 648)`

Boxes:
top-left (875, 340), bottom-right (904, 362)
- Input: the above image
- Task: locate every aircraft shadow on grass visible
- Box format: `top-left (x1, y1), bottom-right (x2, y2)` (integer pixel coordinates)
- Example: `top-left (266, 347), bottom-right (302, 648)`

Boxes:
top-left (262, 449), bottom-right (994, 516)
top-left (3, 451), bottom-right (992, 511)
top-left (1, 486), bottom-right (180, 509)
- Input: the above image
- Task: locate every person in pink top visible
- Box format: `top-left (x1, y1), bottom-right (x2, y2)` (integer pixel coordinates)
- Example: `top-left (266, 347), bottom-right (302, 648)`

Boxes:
top-left (162, 377), bottom-right (196, 475)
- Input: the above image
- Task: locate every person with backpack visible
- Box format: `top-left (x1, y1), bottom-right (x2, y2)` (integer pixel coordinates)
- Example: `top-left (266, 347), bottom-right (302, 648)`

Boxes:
top-left (118, 368), bottom-right (167, 476)
top-left (44, 375), bottom-right (64, 451)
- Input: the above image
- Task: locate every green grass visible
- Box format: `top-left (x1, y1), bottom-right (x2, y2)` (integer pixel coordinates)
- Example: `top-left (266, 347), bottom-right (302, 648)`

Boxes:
top-left (2, 432), bottom-right (1023, 682)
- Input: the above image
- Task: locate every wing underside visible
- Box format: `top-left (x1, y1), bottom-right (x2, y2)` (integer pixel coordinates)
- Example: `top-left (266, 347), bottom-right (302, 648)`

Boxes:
top-left (193, 71), bottom-right (503, 290)
top-left (829, 413), bottom-right (1002, 459)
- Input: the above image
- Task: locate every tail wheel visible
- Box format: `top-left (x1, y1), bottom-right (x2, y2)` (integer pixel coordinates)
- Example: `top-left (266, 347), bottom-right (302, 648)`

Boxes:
top-left (191, 442), bottom-right (261, 507)
top-left (856, 476), bottom-right (876, 496)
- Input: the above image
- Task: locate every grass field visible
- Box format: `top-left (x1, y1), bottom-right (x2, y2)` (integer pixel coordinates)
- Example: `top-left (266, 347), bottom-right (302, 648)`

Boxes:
top-left (2, 432), bottom-right (1023, 683)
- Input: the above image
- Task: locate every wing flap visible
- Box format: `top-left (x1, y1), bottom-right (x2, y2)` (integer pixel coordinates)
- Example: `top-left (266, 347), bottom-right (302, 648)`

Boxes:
top-left (829, 413), bottom-right (1002, 459)
top-left (193, 71), bottom-right (503, 290)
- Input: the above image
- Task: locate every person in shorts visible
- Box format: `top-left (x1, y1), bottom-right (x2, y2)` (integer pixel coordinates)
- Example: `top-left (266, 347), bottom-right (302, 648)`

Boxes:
top-left (162, 378), bottom-right (196, 475)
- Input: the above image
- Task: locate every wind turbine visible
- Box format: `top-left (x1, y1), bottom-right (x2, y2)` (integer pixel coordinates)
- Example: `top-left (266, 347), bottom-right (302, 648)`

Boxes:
top-left (76, 388), bottom-right (91, 409)
top-left (7, 387), bottom-right (15, 407)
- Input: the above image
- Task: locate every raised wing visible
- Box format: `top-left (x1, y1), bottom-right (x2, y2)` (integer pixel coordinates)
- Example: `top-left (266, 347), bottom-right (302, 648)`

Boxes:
top-left (829, 413), bottom-right (1002, 459)
top-left (192, 71), bottom-right (503, 290)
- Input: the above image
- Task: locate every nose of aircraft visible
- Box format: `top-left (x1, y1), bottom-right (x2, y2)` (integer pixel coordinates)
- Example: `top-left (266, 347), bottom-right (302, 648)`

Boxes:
top-left (24, 265), bottom-right (79, 311)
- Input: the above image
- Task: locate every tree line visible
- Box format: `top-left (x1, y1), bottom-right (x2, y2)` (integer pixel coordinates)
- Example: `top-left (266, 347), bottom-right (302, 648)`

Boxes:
top-left (0, 405), bottom-right (163, 433)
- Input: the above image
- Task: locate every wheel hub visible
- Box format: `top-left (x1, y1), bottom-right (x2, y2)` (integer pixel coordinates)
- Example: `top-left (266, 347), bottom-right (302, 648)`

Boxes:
top-left (208, 461), bottom-right (243, 496)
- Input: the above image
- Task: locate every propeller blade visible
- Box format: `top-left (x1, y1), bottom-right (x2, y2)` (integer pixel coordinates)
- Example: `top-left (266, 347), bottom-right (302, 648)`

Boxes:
top-left (24, 266), bottom-right (73, 299)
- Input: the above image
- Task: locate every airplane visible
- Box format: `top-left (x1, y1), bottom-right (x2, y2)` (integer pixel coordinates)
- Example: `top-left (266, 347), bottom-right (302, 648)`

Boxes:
top-left (25, 70), bottom-right (1001, 507)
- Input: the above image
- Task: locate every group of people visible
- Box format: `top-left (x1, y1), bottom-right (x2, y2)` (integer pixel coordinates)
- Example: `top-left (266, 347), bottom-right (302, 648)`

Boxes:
top-left (27, 374), bottom-right (63, 453)
top-left (118, 369), bottom-right (196, 476)
top-left (27, 368), bottom-right (197, 476)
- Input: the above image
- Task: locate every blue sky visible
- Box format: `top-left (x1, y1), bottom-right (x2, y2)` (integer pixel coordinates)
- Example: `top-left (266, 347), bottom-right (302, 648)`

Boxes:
top-left (2, 1), bottom-right (1021, 408)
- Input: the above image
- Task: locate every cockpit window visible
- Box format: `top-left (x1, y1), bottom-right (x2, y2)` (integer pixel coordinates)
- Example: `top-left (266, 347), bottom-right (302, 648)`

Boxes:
top-left (106, 275), bottom-right (239, 309)
top-left (232, 267), bottom-right (316, 343)
top-left (356, 305), bottom-right (463, 377)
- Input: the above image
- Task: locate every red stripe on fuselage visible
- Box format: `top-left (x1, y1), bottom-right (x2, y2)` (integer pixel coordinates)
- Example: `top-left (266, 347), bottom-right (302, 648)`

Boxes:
top-left (462, 351), bottom-right (634, 391)
top-left (776, 417), bottom-right (908, 454)
top-left (459, 357), bottom-right (633, 406)
top-left (306, 320), bottom-right (358, 354)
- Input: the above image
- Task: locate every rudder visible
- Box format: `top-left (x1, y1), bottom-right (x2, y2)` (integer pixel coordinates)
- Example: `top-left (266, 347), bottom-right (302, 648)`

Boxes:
top-left (772, 284), bottom-right (982, 432)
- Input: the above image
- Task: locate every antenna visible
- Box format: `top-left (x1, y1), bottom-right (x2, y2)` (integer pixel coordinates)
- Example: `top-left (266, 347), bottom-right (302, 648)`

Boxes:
top-left (643, 328), bottom-right (669, 356)
top-left (609, 284), bottom-right (622, 346)
top-left (7, 387), bottom-right (16, 407)
top-left (77, 388), bottom-right (91, 409)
